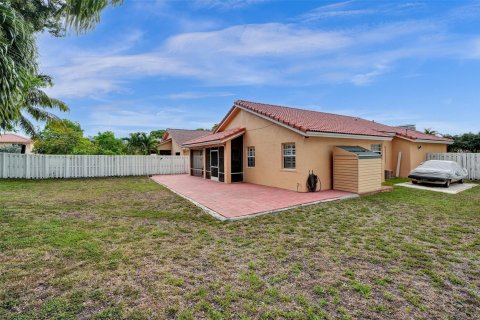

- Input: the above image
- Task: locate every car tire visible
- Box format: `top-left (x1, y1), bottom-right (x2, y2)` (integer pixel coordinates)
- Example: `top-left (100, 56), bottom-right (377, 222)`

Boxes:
top-left (459, 179), bottom-right (464, 184)
top-left (412, 180), bottom-right (418, 184)
top-left (444, 180), bottom-right (451, 188)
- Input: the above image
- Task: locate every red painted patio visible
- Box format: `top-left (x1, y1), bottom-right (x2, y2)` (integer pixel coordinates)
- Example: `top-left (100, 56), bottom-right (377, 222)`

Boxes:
top-left (151, 175), bottom-right (357, 220)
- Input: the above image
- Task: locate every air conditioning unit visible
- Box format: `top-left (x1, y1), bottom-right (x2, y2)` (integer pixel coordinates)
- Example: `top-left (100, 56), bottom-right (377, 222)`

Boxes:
top-left (384, 170), bottom-right (394, 180)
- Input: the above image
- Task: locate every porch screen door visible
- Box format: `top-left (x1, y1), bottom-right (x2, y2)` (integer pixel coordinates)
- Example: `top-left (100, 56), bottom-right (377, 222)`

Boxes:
top-left (210, 149), bottom-right (219, 181)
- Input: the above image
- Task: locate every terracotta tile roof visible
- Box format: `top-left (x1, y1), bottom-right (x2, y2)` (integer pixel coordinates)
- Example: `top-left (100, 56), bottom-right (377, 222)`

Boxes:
top-left (183, 128), bottom-right (245, 147)
top-left (0, 134), bottom-right (32, 144)
top-left (165, 129), bottom-right (212, 145)
top-left (233, 100), bottom-right (452, 142)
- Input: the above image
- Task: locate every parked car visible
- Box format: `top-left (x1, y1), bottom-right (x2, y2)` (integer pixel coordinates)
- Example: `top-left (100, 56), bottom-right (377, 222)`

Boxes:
top-left (408, 160), bottom-right (468, 188)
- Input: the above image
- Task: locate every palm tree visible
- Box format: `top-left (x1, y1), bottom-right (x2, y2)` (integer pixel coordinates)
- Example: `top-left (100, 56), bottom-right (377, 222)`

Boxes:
top-left (138, 133), bottom-right (159, 155)
top-left (123, 133), bottom-right (143, 155)
top-left (0, 3), bottom-right (37, 124)
top-left (424, 128), bottom-right (438, 136)
top-left (1, 1), bottom-right (123, 129)
top-left (0, 75), bottom-right (68, 137)
top-left (123, 132), bottom-right (158, 155)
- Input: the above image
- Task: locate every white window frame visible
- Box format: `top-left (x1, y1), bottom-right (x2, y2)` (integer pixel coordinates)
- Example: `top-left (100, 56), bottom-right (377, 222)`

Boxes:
top-left (282, 143), bottom-right (296, 169)
top-left (247, 146), bottom-right (255, 168)
top-left (371, 144), bottom-right (382, 154)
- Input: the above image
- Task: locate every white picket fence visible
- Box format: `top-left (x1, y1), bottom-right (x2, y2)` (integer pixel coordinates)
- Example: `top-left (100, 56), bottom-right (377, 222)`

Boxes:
top-left (0, 153), bottom-right (189, 179)
top-left (427, 153), bottom-right (480, 180)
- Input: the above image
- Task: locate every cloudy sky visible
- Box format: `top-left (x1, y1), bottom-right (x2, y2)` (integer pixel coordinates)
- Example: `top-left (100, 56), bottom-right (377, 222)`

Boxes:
top-left (38, 0), bottom-right (480, 137)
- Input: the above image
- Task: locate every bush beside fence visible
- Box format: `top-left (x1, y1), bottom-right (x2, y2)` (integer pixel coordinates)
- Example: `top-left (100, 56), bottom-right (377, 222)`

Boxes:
top-left (0, 153), bottom-right (189, 179)
top-left (427, 153), bottom-right (480, 180)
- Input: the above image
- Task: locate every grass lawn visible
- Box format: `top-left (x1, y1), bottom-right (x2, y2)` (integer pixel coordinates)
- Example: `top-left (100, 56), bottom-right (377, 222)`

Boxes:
top-left (0, 177), bottom-right (479, 319)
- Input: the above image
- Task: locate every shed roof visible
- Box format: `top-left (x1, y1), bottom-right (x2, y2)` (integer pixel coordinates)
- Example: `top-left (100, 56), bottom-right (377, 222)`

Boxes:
top-left (337, 146), bottom-right (382, 159)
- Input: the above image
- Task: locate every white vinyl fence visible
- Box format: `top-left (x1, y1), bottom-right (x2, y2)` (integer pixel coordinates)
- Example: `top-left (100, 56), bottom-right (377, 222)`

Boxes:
top-left (0, 153), bottom-right (189, 179)
top-left (427, 153), bottom-right (480, 180)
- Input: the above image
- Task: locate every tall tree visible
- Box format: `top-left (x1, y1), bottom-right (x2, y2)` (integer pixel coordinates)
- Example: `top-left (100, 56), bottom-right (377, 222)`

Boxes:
top-left (0, 3), bottom-right (37, 123)
top-left (92, 131), bottom-right (125, 155)
top-left (1, 1), bottom-right (123, 131)
top-left (34, 119), bottom-right (96, 154)
top-left (150, 130), bottom-right (165, 141)
top-left (9, 0), bottom-right (124, 36)
top-left (0, 74), bottom-right (69, 137)
top-left (445, 132), bottom-right (480, 153)
top-left (123, 132), bottom-right (143, 155)
top-left (123, 132), bottom-right (158, 155)
top-left (138, 132), bottom-right (158, 155)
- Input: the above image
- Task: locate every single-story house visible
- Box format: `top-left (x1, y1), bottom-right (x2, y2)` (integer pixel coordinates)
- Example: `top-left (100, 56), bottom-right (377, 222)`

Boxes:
top-left (0, 134), bottom-right (33, 154)
top-left (181, 100), bottom-right (452, 193)
top-left (158, 128), bottom-right (212, 156)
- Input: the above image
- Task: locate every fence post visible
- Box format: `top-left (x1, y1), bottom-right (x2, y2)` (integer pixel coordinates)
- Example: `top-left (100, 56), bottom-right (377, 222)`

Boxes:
top-left (44, 154), bottom-right (49, 178)
top-left (65, 156), bottom-right (70, 178)
top-left (1, 153), bottom-right (5, 178)
top-left (25, 154), bottom-right (30, 179)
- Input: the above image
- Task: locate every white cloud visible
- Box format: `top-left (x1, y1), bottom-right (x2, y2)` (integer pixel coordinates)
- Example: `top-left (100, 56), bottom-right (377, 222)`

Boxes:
top-left (39, 7), bottom-right (480, 99)
top-left (164, 23), bottom-right (350, 56)
top-left (165, 91), bottom-right (234, 99)
top-left (299, 1), bottom-right (376, 21)
top-left (194, 0), bottom-right (269, 9)
top-left (84, 104), bottom-right (215, 136)
top-left (43, 53), bottom-right (206, 97)
top-left (351, 64), bottom-right (389, 85)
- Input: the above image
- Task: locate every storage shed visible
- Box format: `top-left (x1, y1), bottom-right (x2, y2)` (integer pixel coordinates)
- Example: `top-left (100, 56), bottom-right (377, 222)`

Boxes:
top-left (333, 146), bottom-right (382, 194)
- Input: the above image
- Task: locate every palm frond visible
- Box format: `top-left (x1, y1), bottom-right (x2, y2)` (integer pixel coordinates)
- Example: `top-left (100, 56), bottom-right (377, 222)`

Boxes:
top-left (0, 3), bottom-right (38, 123)
top-left (24, 106), bottom-right (61, 122)
top-left (17, 114), bottom-right (36, 138)
top-left (26, 88), bottom-right (69, 112)
top-left (63, 0), bottom-right (124, 34)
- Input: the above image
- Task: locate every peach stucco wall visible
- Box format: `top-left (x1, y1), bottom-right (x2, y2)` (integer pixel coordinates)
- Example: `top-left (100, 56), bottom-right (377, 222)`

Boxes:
top-left (390, 137), bottom-right (447, 177)
top-left (158, 140), bottom-right (190, 156)
top-left (223, 109), bottom-right (392, 192)
top-left (409, 142), bottom-right (447, 170)
top-left (192, 108), bottom-right (449, 191)
top-left (158, 141), bottom-right (172, 152)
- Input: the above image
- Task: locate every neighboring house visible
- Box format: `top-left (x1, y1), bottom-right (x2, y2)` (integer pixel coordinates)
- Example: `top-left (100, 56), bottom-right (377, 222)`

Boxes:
top-left (158, 129), bottom-right (212, 156)
top-left (0, 134), bottom-right (33, 154)
top-left (182, 100), bottom-right (452, 192)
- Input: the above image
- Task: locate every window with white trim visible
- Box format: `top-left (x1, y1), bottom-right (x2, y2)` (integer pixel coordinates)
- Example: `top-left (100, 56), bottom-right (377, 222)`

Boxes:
top-left (371, 144), bottom-right (382, 154)
top-left (282, 143), bottom-right (296, 169)
top-left (247, 147), bottom-right (255, 167)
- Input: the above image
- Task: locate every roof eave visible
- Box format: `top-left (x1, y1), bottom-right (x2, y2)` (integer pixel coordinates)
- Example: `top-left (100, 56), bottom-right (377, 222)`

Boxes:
top-left (183, 140), bottom-right (223, 148)
top-left (214, 105), bottom-right (237, 133)
top-left (306, 131), bottom-right (393, 141)
top-left (394, 135), bottom-right (453, 144)
top-left (182, 129), bottom-right (246, 148)
top-left (158, 139), bottom-right (172, 146)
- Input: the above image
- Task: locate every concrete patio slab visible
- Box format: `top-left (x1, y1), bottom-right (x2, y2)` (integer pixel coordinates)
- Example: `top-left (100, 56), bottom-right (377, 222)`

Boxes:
top-left (151, 175), bottom-right (357, 220)
top-left (396, 182), bottom-right (477, 194)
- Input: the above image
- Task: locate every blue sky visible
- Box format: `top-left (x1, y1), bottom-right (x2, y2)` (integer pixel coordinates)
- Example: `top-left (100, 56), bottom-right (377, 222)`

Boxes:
top-left (37, 0), bottom-right (480, 137)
